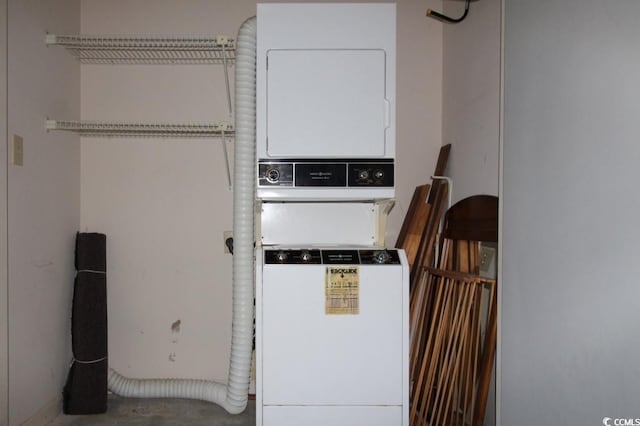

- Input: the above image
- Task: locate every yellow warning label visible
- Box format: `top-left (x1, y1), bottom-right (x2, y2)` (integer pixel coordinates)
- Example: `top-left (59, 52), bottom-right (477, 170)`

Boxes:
top-left (325, 266), bottom-right (359, 315)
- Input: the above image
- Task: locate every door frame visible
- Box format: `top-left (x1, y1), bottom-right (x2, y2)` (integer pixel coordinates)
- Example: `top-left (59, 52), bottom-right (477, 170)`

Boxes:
top-left (1, 0), bottom-right (9, 423)
top-left (496, 0), bottom-right (505, 425)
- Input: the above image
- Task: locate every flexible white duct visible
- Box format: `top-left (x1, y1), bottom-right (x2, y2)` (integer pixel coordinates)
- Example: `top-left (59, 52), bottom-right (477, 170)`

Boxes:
top-left (107, 16), bottom-right (257, 415)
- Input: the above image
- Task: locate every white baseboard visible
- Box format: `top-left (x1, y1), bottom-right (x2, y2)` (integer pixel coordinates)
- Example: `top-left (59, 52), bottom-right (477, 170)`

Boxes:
top-left (20, 395), bottom-right (61, 426)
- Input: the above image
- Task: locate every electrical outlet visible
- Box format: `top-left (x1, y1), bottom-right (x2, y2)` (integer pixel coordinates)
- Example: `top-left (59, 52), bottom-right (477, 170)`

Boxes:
top-left (223, 231), bottom-right (233, 254)
top-left (12, 134), bottom-right (24, 166)
top-left (479, 246), bottom-right (496, 273)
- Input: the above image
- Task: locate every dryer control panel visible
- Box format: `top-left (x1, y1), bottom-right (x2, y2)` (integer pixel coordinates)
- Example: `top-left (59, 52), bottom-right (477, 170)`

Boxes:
top-left (258, 159), bottom-right (394, 189)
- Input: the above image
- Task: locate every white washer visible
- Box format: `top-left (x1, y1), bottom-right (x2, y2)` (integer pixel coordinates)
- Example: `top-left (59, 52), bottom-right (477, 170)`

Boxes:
top-left (256, 248), bottom-right (409, 426)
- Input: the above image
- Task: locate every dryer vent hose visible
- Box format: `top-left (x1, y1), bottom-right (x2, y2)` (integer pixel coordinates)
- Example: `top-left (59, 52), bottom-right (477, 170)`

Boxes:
top-left (107, 16), bottom-right (257, 415)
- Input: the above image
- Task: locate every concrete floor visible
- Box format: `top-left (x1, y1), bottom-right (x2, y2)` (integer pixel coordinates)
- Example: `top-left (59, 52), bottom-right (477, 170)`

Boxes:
top-left (48, 395), bottom-right (255, 426)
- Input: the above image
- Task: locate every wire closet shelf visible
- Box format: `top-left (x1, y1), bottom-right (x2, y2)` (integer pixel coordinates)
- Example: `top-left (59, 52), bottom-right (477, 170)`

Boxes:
top-left (45, 34), bottom-right (236, 189)
top-left (45, 120), bottom-right (234, 138)
top-left (45, 34), bottom-right (235, 64)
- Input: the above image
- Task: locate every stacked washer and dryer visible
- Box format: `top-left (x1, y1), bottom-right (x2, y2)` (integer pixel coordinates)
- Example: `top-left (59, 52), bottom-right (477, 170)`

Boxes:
top-left (255, 4), bottom-right (409, 426)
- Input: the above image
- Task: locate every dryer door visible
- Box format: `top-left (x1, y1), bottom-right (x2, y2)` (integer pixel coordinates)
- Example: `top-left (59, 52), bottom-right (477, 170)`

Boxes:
top-left (266, 49), bottom-right (388, 158)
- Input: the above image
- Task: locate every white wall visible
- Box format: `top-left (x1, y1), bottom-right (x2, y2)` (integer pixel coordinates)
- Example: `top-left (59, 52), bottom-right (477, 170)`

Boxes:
top-left (501, 1), bottom-right (640, 424)
top-left (6, 0), bottom-right (80, 423)
top-left (441, 1), bottom-right (501, 424)
top-left (0, 0), bottom-right (8, 423)
top-left (80, 0), bottom-right (442, 382)
top-left (80, 0), bottom-right (256, 383)
top-left (442, 0), bottom-right (500, 203)
top-left (395, 0), bottom-right (443, 238)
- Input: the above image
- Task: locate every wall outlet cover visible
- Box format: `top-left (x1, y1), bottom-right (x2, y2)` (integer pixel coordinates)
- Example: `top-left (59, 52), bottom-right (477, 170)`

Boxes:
top-left (479, 246), bottom-right (496, 273)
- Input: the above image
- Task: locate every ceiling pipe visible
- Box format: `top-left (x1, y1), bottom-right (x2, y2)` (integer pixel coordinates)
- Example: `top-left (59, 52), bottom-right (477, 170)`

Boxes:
top-left (427, 0), bottom-right (471, 24)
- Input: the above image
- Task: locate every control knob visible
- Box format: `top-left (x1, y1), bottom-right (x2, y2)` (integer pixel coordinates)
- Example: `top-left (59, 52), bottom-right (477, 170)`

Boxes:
top-left (266, 168), bottom-right (280, 183)
top-left (358, 170), bottom-right (370, 180)
top-left (372, 250), bottom-right (391, 264)
top-left (300, 250), bottom-right (312, 262)
top-left (276, 251), bottom-right (288, 263)
top-left (374, 169), bottom-right (384, 180)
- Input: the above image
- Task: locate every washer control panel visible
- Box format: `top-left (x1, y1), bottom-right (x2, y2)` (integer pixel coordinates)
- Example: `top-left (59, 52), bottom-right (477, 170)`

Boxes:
top-left (264, 248), bottom-right (401, 265)
top-left (258, 159), bottom-right (394, 188)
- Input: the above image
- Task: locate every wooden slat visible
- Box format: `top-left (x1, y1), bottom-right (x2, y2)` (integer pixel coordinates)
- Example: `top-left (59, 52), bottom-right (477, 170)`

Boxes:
top-left (424, 267), bottom-right (496, 284)
top-left (427, 144), bottom-right (452, 204)
top-left (409, 144), bottom-right (452, 284)
top-left (410, 180), bottom-right (448, 285)
top-left (396, 184), bottom-right (431, 268)
top-left (472, 283), bottom-right (498, 426)
top-left (409, 194), bottom-right (499, 426)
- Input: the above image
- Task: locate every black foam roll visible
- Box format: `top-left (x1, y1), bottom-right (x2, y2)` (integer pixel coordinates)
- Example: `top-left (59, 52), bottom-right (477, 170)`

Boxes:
top-left (75, 232), bottom-right (106, 272)
top-left (64, 231), bottom-right (108, 415)
top-left (63, 359), bottom-right (108, 414)
top-left (72, 271), bottom-right (107, 361)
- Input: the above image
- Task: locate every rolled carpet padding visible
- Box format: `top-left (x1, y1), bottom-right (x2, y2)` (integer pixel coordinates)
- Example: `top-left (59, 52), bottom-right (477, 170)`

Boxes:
top-left (63, 359), bottom-right (108, 414)
top-left (64, 232), bottom-right (108, 415)
top-left (75, 232), bottom-right (106, 272)
top-left (72, 271), bottom-right (107, 363)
